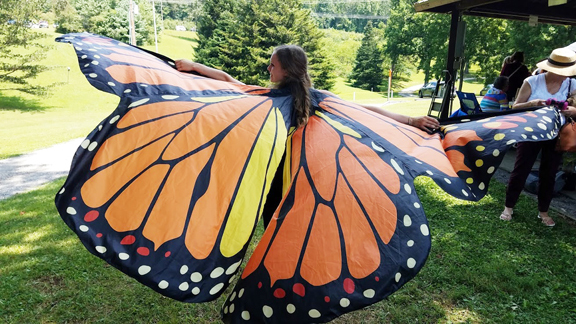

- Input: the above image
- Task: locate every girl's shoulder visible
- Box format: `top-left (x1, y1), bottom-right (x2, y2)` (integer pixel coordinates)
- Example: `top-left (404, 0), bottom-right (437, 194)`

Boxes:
top-left (487, 87), bottom-right (506, 95)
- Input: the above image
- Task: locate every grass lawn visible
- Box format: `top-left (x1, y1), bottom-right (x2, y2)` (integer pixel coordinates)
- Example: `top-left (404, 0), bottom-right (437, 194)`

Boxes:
top-left (1, 175), bottom-right (575, 323)
top-left (1, 29), bottom-right (486, 159)
top-left (2, 28), bottom-right (576, 324)
top-left (0, 30), bottom-right (198, 159)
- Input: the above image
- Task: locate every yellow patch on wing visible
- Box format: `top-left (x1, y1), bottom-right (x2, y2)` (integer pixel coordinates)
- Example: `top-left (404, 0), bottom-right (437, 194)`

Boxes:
top-left (315, 110), bottom-right (361, 138)
top-left (191, 95), bottom-right (247, 103)
top-left (220, 108), bottom-right (287, 257)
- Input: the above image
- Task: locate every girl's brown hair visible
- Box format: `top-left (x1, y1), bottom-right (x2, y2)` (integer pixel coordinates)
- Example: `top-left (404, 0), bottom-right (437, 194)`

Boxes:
top-left (272, 45), bottom-right (311, 128)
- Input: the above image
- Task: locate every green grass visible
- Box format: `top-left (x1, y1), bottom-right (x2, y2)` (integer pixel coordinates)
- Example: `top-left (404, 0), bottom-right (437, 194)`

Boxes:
top-left (0, 30), bottom-right (198, 159)
top-left (2, 29), bottom-right (576, 324)
top-left (141, 30), bottom-right (198, 60)
top-left (2, 175), bottom-right (575, 323)
top-left (0, 28), bottom-right (488, 159)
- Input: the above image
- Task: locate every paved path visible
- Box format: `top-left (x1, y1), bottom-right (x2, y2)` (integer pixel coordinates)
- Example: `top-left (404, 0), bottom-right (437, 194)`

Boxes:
top-left (0, 138), bottom-right (83, 200)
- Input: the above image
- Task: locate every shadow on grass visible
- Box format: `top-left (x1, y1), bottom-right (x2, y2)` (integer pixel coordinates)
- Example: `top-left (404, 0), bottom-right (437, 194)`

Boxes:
top-left (0, 93), bottom-right (48, 112)
top-left (171, 35), bottom-right (198, 45)
top-left (3, 176), bottom-right (575, 323)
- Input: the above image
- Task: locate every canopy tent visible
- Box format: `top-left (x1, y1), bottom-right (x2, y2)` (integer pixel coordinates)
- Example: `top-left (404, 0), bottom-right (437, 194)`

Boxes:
top-left (414, 0), bottom-right (576, 118)
top-left (415, 0), bottom-right (576, 26)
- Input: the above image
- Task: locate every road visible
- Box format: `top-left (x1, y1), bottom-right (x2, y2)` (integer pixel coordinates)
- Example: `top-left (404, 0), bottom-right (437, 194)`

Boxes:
top-left (0, 138), bottom-right (83, 200)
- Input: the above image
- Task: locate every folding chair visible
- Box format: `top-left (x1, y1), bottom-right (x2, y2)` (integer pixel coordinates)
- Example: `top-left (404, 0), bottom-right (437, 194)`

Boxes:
top-left (454, 91), bottom-right (482, 116)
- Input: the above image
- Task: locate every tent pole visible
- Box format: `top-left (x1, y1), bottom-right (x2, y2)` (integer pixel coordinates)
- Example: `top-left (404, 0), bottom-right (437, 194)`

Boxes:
top-left (440, 9), bottom-right (461, 119)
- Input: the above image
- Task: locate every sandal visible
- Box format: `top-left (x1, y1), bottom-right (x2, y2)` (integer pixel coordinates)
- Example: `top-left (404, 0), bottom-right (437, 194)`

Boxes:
top-left (500, 210), bottom-right (513, 221)
top-left (538, 214), bottom-right (555, 227)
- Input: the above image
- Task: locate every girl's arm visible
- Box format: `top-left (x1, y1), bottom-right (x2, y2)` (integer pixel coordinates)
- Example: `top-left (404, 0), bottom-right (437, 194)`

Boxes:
top-left (361, 104), bottom-right (440, 132)
top-left (175, 59), bottom-right (245, 85)
top-left (318, 90), bottom-right (440, 132)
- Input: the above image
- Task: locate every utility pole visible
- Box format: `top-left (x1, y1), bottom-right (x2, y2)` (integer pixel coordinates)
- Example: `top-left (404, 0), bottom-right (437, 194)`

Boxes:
top-left (152, 0), bottom-right (158, 52)
top-left (128, 0), bottom-right (136, 45)
top-left (160, 0), bottom-right (164, 31)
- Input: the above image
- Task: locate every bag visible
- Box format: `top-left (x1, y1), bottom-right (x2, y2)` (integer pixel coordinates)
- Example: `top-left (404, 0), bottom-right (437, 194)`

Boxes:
top-left (524, 170), bottom-right (566, 196)
top-left (554, 79), bottom-right (576, 152)
top-left (556, 116), bottom-right (576, 152)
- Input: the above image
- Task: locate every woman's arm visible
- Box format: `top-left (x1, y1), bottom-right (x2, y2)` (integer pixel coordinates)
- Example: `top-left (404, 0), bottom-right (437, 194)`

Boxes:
top-left (318, 90), bottom-right (440, 132)
top-left (512, 80), bottom-right (545, 109)
top-left (175, 59), bottom-right (245, 85)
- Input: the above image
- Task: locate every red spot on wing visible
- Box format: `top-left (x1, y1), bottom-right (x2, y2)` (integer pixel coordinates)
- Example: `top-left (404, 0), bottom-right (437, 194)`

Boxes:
top-left (84, 210), bottom-right (99, 222)
top-left (120, 235), bottom-right (136, 245)
top-left (343, 278), bottom-right (355, 294)
top-left (137, 247), bottom-right (150, 256)
top-left (164, 251), bottom-right (171, 257)
top-left (258, 282), bottom-right (262, 289)
top-left (293, 283), bottom-right (306, 297)
top-left (273, 288), bottom-right (286, 298)
top-left (96, 233), bottom-right (103, 238)
top-left (324, 296), bottom-right (330, 302)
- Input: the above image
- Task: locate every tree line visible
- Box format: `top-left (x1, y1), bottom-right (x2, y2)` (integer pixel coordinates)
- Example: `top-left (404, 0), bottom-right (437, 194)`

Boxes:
top-left (2, 0), bottom-right (576, 95)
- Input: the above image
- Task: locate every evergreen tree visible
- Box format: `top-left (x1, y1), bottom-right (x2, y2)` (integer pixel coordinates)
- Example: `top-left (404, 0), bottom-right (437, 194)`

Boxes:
top-left (350, 21), bottom-right (384, 91)
top-left (55, 0), bottom-right (159, 45)
top-left (195, 0), bottom-right (335, 90)
top-left (0, 0), bottom-right (52, 95)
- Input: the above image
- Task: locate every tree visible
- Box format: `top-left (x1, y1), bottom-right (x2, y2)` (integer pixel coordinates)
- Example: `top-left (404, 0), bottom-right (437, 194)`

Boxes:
top-left (306, 0), bottom-right (391, 33)
top-left (195, 0), bottom-right (335, 90)
top-left (350, 21), bottom-right (384, 91)
top-left (54, 0), bottom-right (160, 45)
top-left (0, 0), bottom-right (53, 94)
top-left (463, 16), bottom-right (509, 84)
top-left (53, 0), bottom-right (83, 33)
top-left (506, 21), bottom-right (576, 69)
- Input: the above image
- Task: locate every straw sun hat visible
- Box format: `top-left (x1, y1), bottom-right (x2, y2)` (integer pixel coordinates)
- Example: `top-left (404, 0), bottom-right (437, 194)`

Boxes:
top-left (536, 47), bottom-right (576, 76)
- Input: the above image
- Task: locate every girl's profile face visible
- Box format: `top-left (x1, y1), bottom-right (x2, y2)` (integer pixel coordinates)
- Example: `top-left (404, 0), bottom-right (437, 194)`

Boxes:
top-left (267, 53), bottom-right (286, 83)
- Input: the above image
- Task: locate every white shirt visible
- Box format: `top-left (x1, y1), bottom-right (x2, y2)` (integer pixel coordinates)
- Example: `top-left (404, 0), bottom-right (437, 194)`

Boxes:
top-left (526, 73), bottom-right (576, 102)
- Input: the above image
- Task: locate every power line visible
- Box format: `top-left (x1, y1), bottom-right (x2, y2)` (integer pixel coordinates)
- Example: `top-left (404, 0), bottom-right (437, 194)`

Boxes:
top-left (311, 12), bottom-right (388, 19)
top-left (303, 0), bottom-right (389, 4)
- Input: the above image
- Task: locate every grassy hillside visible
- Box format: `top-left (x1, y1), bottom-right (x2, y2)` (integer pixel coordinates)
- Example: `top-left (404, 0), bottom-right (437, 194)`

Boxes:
top-left (0, 28), bottom-right (480, 159)
top-left (0, 30), bottom-right (199, 159)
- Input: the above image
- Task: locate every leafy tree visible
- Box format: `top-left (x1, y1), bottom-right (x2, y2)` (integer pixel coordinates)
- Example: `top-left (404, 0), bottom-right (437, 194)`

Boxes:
top-left (0, 0), bottom-right (53, 95)
top-left (463, 16), bottom-right (509, 84)
top-left (306, 0), bottom-right (391, 33)
top-left (160, 1), bottom-right (201, 21)
top-left (53, 0), bottom-right (83, 33)
top-left (506, 21), bottom-right (576, 69)
top-left (384, 0), bottom-right (450, 84)
top-left (322, 28), bottom-right (362, 78)
top-left (196, 0), bottom-right (239, 41)
top-left (195, 0), bottom-right (335, 90)
top-left (350, 21), bottom-right (384, 91)
top-left (73, 0), bottom-right (110, 32)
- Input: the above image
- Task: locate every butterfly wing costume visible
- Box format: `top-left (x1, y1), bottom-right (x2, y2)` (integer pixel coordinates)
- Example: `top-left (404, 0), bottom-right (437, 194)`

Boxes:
top-left (54, 34), bottom-right (563, 323)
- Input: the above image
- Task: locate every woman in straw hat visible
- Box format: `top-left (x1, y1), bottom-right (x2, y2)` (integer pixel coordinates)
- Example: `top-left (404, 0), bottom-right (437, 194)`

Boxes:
top-left (499, 47), bottom-right (576, 226)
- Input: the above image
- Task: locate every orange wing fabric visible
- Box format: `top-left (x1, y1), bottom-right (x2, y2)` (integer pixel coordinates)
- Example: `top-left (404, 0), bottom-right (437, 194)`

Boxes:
top-left (55, 33), bottom-right (562, 323)
top-left (221, 94), bottom-right (561, 323)
top-left (55, 33), bottom-right (294, 302)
